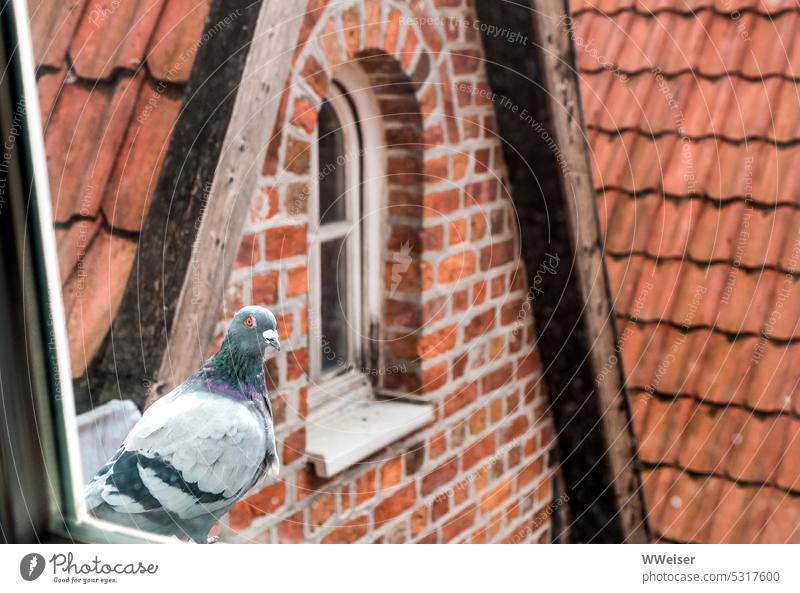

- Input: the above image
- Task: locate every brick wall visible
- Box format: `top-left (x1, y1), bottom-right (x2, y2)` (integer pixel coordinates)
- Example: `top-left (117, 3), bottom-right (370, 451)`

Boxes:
top-left (215, 0), bottom-right (556, 544)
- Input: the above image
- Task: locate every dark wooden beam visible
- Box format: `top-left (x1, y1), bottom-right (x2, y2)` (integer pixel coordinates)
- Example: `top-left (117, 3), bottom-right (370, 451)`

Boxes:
top-left (474, 0), bottom-right (649, 543)
top-left (88, 0), bottom-right (303, 408)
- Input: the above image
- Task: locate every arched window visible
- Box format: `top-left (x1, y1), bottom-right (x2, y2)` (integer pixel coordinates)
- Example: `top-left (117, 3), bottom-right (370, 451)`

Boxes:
top-left (305, 63), bottom-right (433, 478)
top-left (308, 69), bottom-right (388, 413)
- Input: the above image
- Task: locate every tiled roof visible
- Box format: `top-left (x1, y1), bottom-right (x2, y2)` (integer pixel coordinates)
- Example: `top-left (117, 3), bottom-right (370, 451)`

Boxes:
top-left (571, 0), bottom-right (800, 541)
top-left (29, 0), bottom-right (210, 375)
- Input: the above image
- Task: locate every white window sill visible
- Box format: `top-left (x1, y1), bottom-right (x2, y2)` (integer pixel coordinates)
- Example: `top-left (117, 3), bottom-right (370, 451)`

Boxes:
top-left (306, 398), bottom-right (434, 479)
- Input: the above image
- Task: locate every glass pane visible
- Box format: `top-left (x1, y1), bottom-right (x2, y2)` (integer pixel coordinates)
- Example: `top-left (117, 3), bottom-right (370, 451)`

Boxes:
top-left (320, 238), bottom-right (350, 373)
top-left (317, 100), bottom-right (347, 224)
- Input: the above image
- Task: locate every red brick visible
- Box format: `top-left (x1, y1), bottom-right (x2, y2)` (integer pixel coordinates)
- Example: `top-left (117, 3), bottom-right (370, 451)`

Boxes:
top-left (321, 515), bottom-right (369, 543)
top-left (309, 493), bottom-right (336, 529)
top-left (384, 9), bottom-right (402, 54)
top-left (417, 531), bottom-right (438, 544)
top-left (227, 500), bottom-right (253, 531)
top-left (463, 434), bottom-right (496, 470)
top-left (501, 298), bottom-right (525, 326)
top-left (284, 137), bottom-right (311, 174)
top-left (480, 239), bottom-right (516, 270)
top-left (380, 457), bottom-right (403, 490)
top-left (421, 360), bottom-right (449, 392)
top-left (297, 385), bottom-right (308, 418)
top-left (474, 148), bottom-right (491, 174)
top-left (471, 280), bottom-right (487, 306)
top-left (252, 270), bottom-right (278, 305)
top-left (247, 480), bottom-right (286, 517)
top-left (375, 483), bottom-right (417, 525)
top-left (481, 363), bottom-right (513, 394)
top-left (287, 264), bottom-right (308, 297)
top-left (442, 505), bottom-right (477, 542)
top-left (466, 178), bottom-right (499, 204)
top-left (250, 186), bottom-right (278, 223)
top-left (387, 156), bottom-right (422, 185)
top-left (422, 295), bottom-right (448, 324)
top-left (410, 506), bottom-right (428, 537)
top-left (481, 478), bottom-right (513, 513)
top-left (429, 430), bottom-right (447, 459)
top-left (422, 457), bottom-right (458, 495)
top-left (452, 152), bottom-right (468, 178)
top-left (452, 352), bottom-right (468, 379)
top-left (423, 188), bottom-right (460, 215)
top-left (286, 183), bottom-right (308, 215)
top-left (290, 96), bottom-right (317, 133)
top-left (265, 224), bottom-right (307, 259)
top-left (425, 152), bottom-right (451, 178)
top-left (443, 381), bottom-right (478, 417)
top-left (431, 495), bottom-right (450, 521)
top-left (502, 415), bottom-right (530, 444)
top-left (489, 335), bottom-right (505, 360)
top-left (355, 468), bottom-right (377, 505)
top-left (383, 368), bottom-right (423, 393)
top-left (364, 0), bottom-right (381, 47)
top-left (490, 399), bottom-right (504, 423)
top-left (449, 218), bottom-right (468, 244)
top-left (517, 456), bottom-right (544, 488)
top-left (236, 233), bottom-right (260, 267)
top-left (452, 288), bottom-right (469, 313)
top-left (277, 510), bottom-right (305, 543)
top-left (385, 299), bottom-right (420, 327)
top-left (517, 351), bottom-right (541, 378)
top-left (417, 324), bottom-right (457, 359)
top-left (383, 259), bottom-right (433, 293)
top-left (399, 26), bottom-right (419, 70)
top-left (341, 4), bottom-right (362, 57)
top-left (438, 250), bottom-right (476, 283)
top-left (319, 20), bottom-right (343, 67)
top-left (282, 427), bottom-right (306, 464)
top-left (286, 347), bottom-right (309, 380)
top-left (300, 55), bottom-right (328, 98)
top-left (464, 308), bottom-right (495, 341)
top-left (294, 465), bottom-right (331, 501)
top-left (490, 273), bottom-right (505, 297)
top-left (468, 407), bottom-right (487, 435)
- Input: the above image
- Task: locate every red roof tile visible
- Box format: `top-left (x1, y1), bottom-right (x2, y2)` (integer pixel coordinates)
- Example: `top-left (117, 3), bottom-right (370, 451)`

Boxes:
top-left (29, 0), bottom-right (206, 375)
top-left (146, 0), bottom-right (211, 83)
top-left (69, 0), bottom-right (164, 79)
top-left (45, 74), bottom-right (144, 223)
top-left (101, 79), bottom-right (183, 231)
top-left (62, 229), bottom-right (138, 376)
top-left (28, 0), bottom-right (88, 69)
top-left (575, 2), bottom-right (800, 541)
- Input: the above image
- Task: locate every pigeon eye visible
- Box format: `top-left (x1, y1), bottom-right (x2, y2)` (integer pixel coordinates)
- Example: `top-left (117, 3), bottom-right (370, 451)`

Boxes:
top-left (244, 315), bottom-right (255, 328)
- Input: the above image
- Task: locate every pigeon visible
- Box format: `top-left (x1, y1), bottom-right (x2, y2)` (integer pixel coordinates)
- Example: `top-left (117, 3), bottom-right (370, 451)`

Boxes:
top-left (85, 306), bottom-right (281, 543)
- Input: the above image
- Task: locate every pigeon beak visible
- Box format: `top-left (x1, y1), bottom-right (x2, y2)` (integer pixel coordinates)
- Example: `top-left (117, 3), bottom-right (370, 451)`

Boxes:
top-left (263, 329), bottom-right (281, 352)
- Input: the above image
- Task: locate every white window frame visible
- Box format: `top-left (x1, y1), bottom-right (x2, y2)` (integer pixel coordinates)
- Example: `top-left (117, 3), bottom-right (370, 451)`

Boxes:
top-left (308, 65), bottom-right (386, 416)
top-left (304, 64), bottom-right (434, 478)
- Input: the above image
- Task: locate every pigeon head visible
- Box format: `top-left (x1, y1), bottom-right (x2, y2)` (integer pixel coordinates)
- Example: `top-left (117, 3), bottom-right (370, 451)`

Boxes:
top-left (213, 307), bottom-right (281, 380)
top-left (225, 306), bottom-right (281, 360)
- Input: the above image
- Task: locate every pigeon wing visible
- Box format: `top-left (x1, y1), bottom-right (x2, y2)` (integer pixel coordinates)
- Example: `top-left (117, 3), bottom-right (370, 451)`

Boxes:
top-left (89, 391), bottom-right (269, 521)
